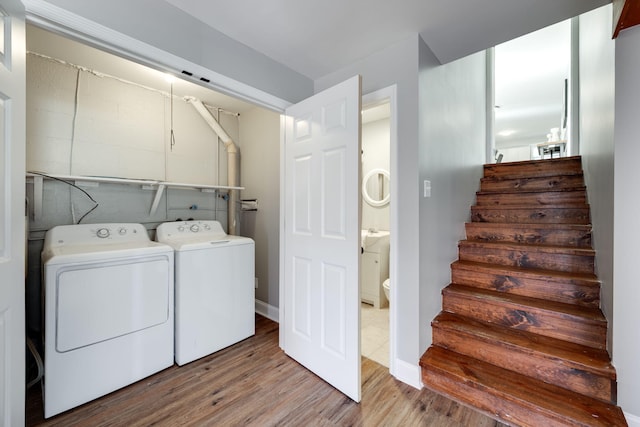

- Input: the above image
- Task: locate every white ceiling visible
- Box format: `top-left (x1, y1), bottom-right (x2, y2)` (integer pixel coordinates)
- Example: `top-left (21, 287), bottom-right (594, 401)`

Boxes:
top-left (27, 1), bottom-right (610, 149)
top-left (163, 0), bottom-right (609, 80)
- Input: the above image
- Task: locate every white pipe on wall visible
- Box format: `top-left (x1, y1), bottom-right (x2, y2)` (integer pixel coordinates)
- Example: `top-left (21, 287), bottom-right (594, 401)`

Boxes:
top-left (185, 97), bottom-right (239, 235)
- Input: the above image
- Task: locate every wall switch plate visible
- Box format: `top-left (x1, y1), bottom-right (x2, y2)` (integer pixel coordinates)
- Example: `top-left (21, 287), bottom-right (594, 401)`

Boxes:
top-left (423, 180), bottom-right (431, 197)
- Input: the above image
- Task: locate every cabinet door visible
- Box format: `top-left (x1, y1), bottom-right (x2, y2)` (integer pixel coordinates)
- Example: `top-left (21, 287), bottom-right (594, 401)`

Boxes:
top-left (361, 252), bottom-right (380, 306)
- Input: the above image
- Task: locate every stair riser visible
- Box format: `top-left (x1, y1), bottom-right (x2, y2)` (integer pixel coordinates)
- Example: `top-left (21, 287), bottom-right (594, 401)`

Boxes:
top-left (465, 223), bottom-right (592, 248)
top-left (421, 367), bottom-right (580, 427)
top-left (475, 190), bottom-right (586, 206)
top-left (458, 245), bottom-right (595, 274)
top-left (451, 266), bottom-right (600, 308)
top-left (484, 157), bottom-right (582, 179)
top-left (432, 327), bottom-right (613, 402)
top-left (471, 206), bottom-right (590, 224)
top-left (480, 174), bottom-right (585, 193)
top-left (442, 292), bottom-right (607, 349)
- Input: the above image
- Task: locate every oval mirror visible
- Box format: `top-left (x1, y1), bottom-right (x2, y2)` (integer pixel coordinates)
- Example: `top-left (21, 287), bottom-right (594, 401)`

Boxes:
top-left (362, 168), bottom-right (390, 207)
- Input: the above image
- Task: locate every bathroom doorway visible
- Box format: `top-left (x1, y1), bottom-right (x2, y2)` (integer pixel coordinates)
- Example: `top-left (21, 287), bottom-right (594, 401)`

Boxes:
top-left (360, 88), bottom-right (394, 370)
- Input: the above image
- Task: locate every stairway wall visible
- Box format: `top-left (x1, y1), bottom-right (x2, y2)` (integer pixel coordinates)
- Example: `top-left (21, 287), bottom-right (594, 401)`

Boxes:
top-left (418, 48), bottom-right (487, 352)
top-left (614, 20), bottom-right (640, 424)
top-left (579, 4), bottom-right (616, 353)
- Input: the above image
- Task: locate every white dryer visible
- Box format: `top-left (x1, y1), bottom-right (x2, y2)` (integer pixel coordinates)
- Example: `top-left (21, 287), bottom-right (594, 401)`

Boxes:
top-left (42, 223), bottom-right (174, 418)
top-left (156, 220), bottom-right (255, 366)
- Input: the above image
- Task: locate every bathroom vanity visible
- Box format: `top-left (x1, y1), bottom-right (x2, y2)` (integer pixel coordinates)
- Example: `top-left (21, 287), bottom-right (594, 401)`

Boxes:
top-left (360, 230), bottom-right (390, 308)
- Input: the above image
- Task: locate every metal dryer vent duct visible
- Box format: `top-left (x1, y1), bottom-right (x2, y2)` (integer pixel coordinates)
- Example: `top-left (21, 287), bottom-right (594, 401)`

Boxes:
top-left (185, 97), bottom-right (239, 235)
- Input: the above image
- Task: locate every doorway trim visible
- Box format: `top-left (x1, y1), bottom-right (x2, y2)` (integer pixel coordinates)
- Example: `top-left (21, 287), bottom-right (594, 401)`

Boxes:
top-left (362, 85), bottom-right (398, 376)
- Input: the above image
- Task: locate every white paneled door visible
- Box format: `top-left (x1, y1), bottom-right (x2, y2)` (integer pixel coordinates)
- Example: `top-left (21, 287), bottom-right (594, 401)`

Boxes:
top-left (281, 76), bottom-right (361, 401)
top-left (0, 0), bottom-right (26, 425)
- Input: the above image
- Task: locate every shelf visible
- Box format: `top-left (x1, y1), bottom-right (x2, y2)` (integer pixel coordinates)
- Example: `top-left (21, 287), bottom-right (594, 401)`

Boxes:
top-left (26, 172), bottom-right (244, 220)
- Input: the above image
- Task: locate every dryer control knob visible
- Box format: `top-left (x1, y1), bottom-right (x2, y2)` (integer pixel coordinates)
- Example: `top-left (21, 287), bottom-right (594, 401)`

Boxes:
top-left (96, 228), bottom-right (110, 238)
top-left (178, 226), bottom-right (185, 232)
top-left (190, 224), bottom-right (200, 232)
top-left (204, 224), bottom-right (211, 230)
top-left (118, 227), bottom-right (127, 235)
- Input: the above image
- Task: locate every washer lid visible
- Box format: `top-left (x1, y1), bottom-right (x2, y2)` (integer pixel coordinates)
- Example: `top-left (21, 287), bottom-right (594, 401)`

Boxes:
top-left (167, 235), bottom-right (254, 251)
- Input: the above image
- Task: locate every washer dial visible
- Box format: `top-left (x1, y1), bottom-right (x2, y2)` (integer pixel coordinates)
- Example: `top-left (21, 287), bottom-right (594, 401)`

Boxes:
top-left (96, 228), bottom-right (110, 238)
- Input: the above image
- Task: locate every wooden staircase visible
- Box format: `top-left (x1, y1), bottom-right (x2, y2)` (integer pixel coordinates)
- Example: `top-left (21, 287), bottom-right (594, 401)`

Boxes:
top-left (419, 156), bottom-right (628, 426)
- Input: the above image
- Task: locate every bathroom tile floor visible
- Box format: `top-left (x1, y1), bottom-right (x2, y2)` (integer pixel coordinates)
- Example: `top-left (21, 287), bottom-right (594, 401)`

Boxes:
top-left (361, 302), bottom-right (389, 367)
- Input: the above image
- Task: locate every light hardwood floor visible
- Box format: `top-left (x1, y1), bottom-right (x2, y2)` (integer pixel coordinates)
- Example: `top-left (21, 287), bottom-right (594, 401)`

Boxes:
top-left (27, 315), bottom-right (507, 426)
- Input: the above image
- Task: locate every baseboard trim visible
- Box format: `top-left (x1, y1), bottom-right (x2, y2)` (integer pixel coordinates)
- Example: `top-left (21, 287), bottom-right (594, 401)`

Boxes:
top-left (255, 299), bottom-right (279, 323)
top-left (392, 358), bottom-right (423, 390)
top-left (625, 411), bottom-right (640, 427)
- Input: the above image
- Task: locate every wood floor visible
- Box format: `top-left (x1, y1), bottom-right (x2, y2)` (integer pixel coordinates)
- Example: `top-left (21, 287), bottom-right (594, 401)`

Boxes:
top-left (27, 315), bottom-right (508, 426)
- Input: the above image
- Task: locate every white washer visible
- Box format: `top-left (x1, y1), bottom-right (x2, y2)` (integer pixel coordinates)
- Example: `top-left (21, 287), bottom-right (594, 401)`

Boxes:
top-left (42, 223), bottom-right (174, 418)
top-left (156, 220), bottom-right (255, 366)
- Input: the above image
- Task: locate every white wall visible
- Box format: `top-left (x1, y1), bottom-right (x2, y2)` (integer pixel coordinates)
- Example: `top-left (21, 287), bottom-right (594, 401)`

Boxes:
top-left (614, 22), bottom-right (640, 423)
top-left (239, 107), bottom-right (281, 308)
top-left (315, 35), bottom-right (422, 380)
top-left (27, 53), bottom-right (232, 185)
top-left (418, 44), bottom-right (487, 353)
top-left (578, 5), bottom-right (615, 352)
top-left (362, 118), bottom-right (390, 232)
top-left (32, 0), bottom-right (313, 104)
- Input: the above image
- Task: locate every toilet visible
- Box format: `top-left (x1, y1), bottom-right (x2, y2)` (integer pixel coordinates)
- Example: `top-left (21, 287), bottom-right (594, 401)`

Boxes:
top-left (383, 278), bottom-right (390, 302)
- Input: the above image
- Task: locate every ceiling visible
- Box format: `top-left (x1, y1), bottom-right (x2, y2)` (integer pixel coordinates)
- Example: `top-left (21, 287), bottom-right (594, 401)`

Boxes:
top-left (27, 1), bottom-right (610, 147)
top-left (163, 0), bottom-right (609, 80)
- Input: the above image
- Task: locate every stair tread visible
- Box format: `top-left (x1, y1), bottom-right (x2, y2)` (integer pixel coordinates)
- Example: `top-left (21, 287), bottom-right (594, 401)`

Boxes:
top-left (444, 283), bottom-right (606, 323)
top-left (485, 156), bottom-right (582, 168)
top-left (476, 186), bottom-right (587, 195)
top-left (472, 203), bottom-right (590, 209)
top-left (464, 222), bottom-right (593, 248)
top-left (452, 260), bottom-right (599, 283)
top-left (459, 239), bottom-right (596, 255)
top-left (432, 311), bottom-right (615, 378)
top-left (420, 346), bottom-right (626, 427)
top-left (465, 222), bottom-right (592, 231)
top-left (481, 171), bottom-right (584, 181)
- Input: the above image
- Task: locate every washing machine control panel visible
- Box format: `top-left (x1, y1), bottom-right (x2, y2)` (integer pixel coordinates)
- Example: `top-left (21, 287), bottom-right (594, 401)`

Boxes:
top-left (95, 226), bottom-right (133, 239)
top-left (156, 220), bottom-right (225, 241)
top-left (44, 223), bottom-right (151, 248)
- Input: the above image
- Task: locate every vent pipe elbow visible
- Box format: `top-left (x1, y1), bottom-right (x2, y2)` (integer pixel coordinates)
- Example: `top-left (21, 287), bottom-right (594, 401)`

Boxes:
top-left (185, 96), bottom-right (240, 235)
top-left (184, 96), bottom-right (236, 151)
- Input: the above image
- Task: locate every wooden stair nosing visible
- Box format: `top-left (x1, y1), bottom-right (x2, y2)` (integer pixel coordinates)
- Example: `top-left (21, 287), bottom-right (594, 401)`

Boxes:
top-left (443, 284), bottom-right (607, 325)
top-left (477, 185), bottom-right (586, 195)
top-left (458, 239), bottom-right (596, 256)
top-left (431, 312), bottom-right (615, 402)
top-left (474, 190), bottom-right (587, 206)
top-left (470, 204), bottom-right (591, 224)
top-left (420, 346), bottom-right (627, 427)
top-left (483, 157), bottom-right (584, 180)
top-left (451, 260), bottom-right (600, 307)
top-left (465, 222), bottom-right (592, 232)
top-left (464, 222), bottom-right (592, 248)
top-left (442, 284), bottom-right (607, 349)
top-left (479, 174), bottom-right (585, 193)
top-left (458, 240), bottom-right (595, 275)
top-left (451, 260), bottom-right (599, 283)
